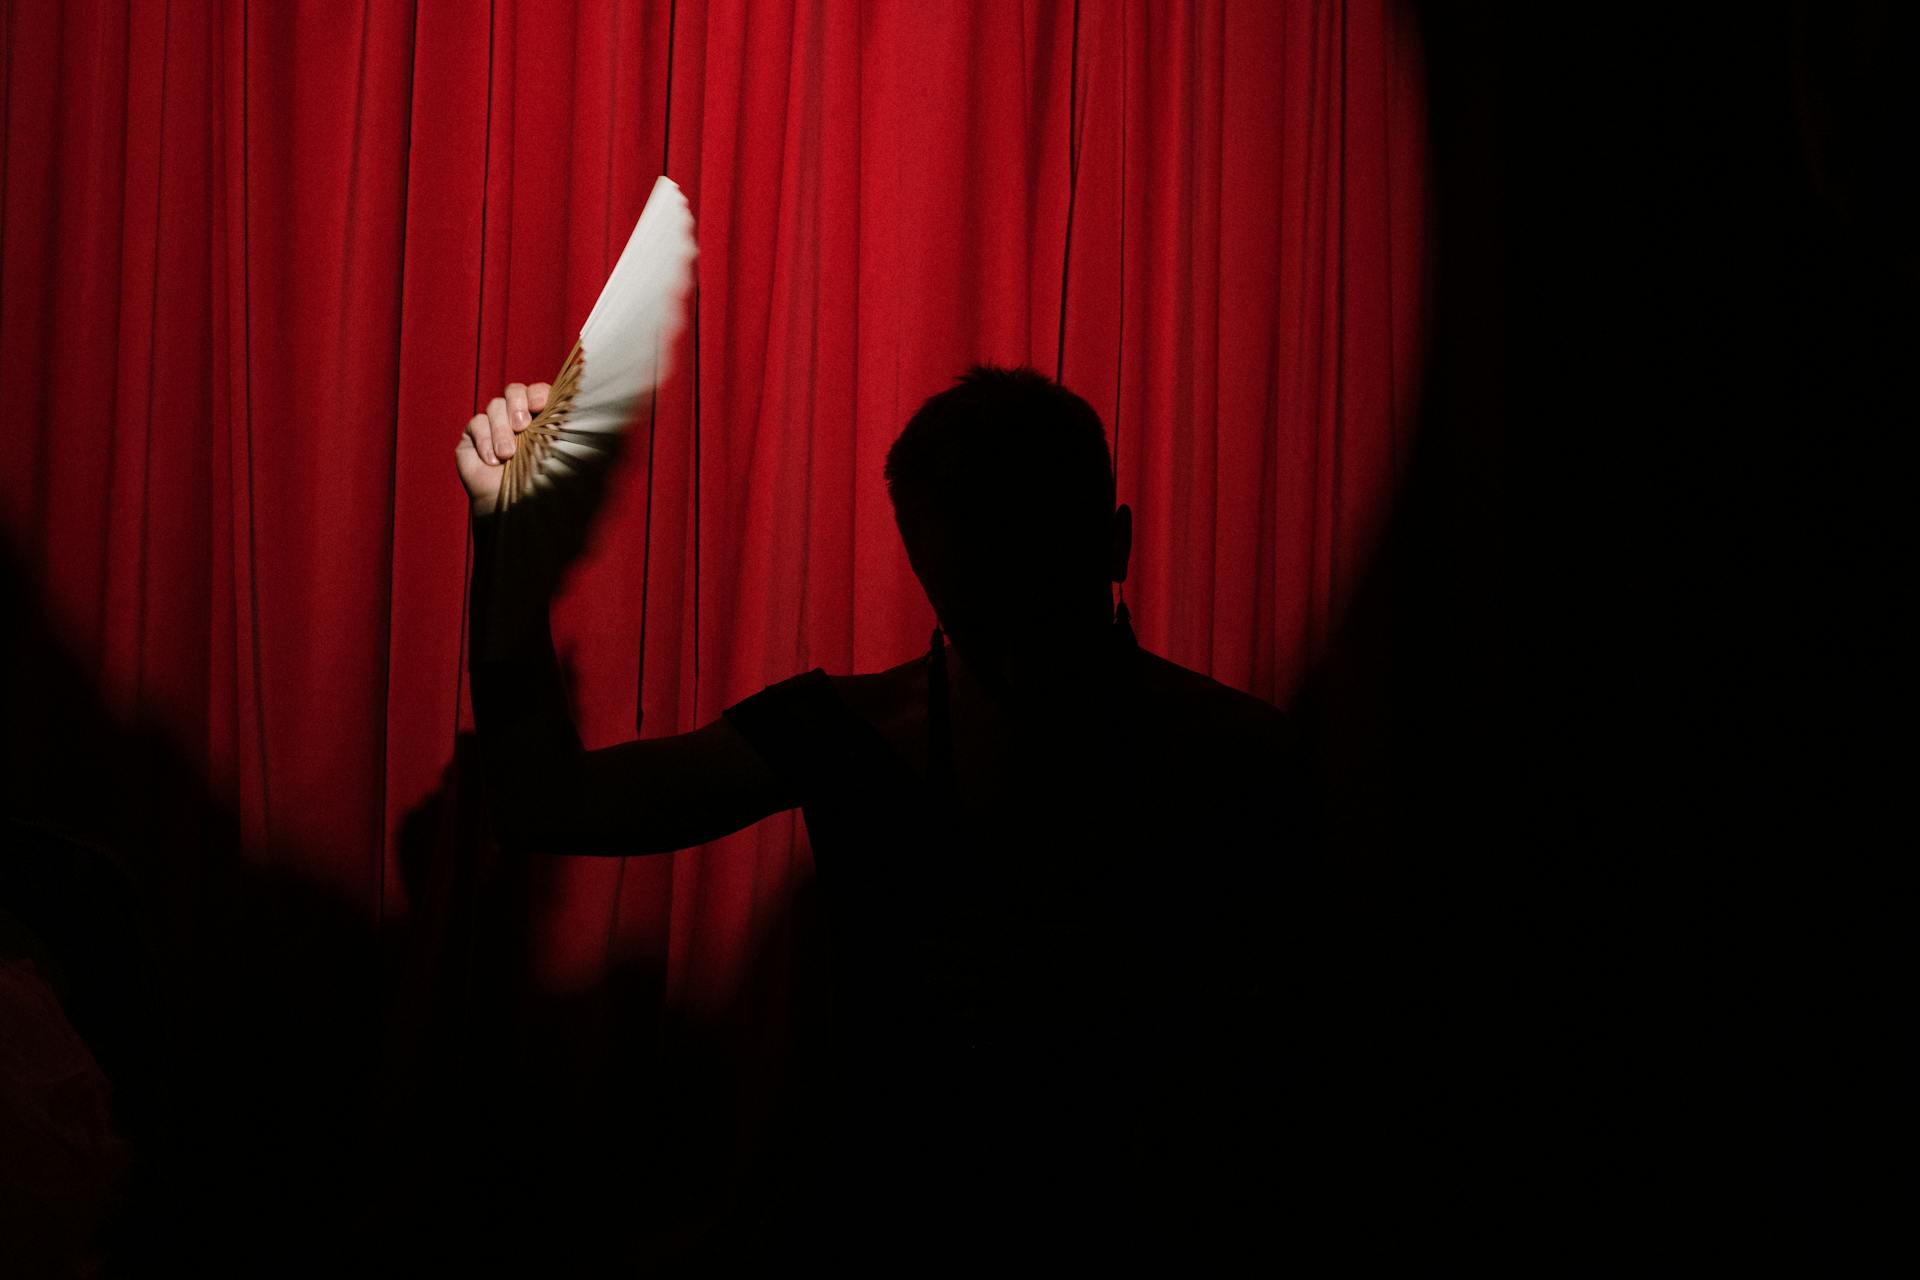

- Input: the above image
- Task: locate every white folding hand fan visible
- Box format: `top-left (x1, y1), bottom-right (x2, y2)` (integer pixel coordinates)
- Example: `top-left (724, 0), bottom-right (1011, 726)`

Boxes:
top-left (493, 174), bottom-right (698, 516)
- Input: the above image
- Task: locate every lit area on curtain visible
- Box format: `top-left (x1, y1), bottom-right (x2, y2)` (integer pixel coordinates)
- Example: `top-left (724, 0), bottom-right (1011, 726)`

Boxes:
top-left (8, 0), bottom-right (1433, 1267)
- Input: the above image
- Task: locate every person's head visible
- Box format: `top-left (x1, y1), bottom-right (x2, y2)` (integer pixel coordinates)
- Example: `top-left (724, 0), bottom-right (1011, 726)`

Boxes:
top-left (885, 364), bottom-right (1132, 698)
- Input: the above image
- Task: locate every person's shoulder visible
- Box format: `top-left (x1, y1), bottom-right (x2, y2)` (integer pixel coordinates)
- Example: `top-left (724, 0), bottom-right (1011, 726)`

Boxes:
top-left (723, 660), bottom-right (920, 783)
top-left (1136, 652), bottom-right (1290, 721)
top-left (825, 655), bottom-right (927, 755)
top-left (827, 656), bottom-right (922, 718)
top-left (1132, 648), bottom-right (1290, 734)
top-left (723, 665), bottom-right (829, 716)
top-left (727, 661), bottom-right (919, 729)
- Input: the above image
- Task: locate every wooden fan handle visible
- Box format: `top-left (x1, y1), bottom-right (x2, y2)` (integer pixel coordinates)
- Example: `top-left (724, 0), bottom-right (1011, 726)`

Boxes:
top-left (495, 337), bottom-right (586, 515)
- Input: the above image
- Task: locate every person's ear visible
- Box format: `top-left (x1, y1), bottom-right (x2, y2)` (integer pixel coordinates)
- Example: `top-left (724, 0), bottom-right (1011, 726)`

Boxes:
top-left (1111, 502), bottom-right (1133, 584)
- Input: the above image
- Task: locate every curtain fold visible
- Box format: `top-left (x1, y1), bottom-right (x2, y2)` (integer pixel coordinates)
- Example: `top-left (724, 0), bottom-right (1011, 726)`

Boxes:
top-left (0, 0), bottom-right (1423, 1255)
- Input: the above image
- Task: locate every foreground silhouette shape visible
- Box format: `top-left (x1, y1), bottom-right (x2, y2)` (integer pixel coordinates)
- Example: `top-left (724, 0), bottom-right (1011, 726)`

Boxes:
top-left (465, 364), bottom-right (1309, 1264)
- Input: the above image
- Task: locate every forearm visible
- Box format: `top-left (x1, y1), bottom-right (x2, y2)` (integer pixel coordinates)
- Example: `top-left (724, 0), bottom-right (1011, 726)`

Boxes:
top-left (467, 508), bottom-right (587, 851)
top-left (464, 499), bottom-right (796, 859)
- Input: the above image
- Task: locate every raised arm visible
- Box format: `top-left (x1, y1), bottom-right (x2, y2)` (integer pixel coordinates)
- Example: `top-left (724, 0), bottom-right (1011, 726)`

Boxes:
top-left (459, 381), bottom-right (797, 856)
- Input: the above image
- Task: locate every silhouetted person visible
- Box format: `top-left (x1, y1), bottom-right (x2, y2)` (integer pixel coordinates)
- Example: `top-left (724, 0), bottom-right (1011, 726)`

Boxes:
top-left (457, 364), bottom-right (1303, 1265)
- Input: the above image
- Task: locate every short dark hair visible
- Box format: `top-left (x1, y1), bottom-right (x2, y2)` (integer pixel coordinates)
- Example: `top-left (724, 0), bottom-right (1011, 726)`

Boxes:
top-left (884, 364), bottom-right (1114, 575)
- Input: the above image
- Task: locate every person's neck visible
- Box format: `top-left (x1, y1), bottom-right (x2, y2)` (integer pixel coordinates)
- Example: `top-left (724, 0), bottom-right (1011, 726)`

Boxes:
top-left (942, 625), bottom-right (1124, 719)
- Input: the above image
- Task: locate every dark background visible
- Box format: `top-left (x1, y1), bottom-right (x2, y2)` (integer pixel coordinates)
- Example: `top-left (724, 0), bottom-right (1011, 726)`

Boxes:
top-left (1373, 1), bottom-right (1910, 1262)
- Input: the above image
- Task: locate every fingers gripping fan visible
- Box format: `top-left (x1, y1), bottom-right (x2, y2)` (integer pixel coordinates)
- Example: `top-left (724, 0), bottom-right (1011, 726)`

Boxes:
top-left (493, 176), bottom-right (697, 554)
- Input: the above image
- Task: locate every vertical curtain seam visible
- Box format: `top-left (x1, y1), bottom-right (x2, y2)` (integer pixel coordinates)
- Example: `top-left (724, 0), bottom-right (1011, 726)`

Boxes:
top-left (661, 0), bottom-right (704, 1000)
top-left (1383, 1), bottom-right (1400, 485)
top-left (99, 8), bottom-right (132, 669)
top-left (210, 0), bottom-right (227, 800)
top-left (599, 0), bottom-right (629, 975)
top-left (847, 4), bottom-right (861, 665)
top-left (1300, 0), bottom-right (1323, 658)
top-left (636, 0), bottom-right (673, 740)
top-left (1197, 0), bottom-right (1215, 669)
top-left (1330, 0), bottom-right (1347, 625)
top-left (28, 7), bottom-right (65, 554)
top-left (1111, 2), bottom-right (1127, 504)
top-left (791, 4), bottom-right (815, 675)
top-left (343, 0), bottom-right (370, 911)
top-left (377, 0), bottom-right (421, 929)
top-left (457, 0), bottom-right (499, 1005)
top-left (609, 0), bottom-right (676, 987)
top-left (691, 284), bottom-right (701, 716)
top-left (241, 0), bottom-right (273, 848)
top-left (1054, 0), bottom-right (1080, 382)
top-left (1259, 3), bottom-right (1281, 694)
top-left (136, 0), bottom-right (175, 712)
top-left (1210, 0), bottom-right (1225, 672)
top-left (1, 0), bottom-right (11, 318)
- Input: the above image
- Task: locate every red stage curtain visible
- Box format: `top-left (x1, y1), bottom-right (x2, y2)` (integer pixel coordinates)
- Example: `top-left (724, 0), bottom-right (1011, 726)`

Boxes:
top-left (0, 0), bottom-right (1422, 1251)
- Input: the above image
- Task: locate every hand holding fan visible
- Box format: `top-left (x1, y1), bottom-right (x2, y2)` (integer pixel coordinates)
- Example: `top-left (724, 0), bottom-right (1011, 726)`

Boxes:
top-left (469, 175), bottom-right (696, 660)
top-left (493, 174), bottom-right (698, 520)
